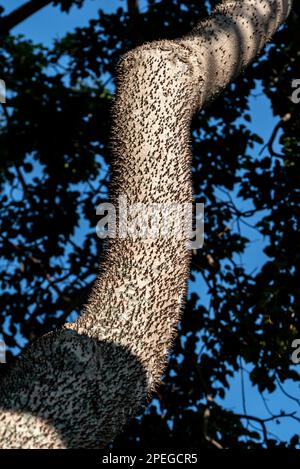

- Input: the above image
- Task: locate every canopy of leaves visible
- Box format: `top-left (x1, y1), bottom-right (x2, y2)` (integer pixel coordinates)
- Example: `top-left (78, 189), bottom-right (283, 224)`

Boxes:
top-left (0, 0), bottom-right (299, 449)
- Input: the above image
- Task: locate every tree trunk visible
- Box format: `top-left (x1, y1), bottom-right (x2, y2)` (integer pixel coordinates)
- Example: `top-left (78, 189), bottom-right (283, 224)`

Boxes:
top-left (0, 0), bottom-right (292, 449)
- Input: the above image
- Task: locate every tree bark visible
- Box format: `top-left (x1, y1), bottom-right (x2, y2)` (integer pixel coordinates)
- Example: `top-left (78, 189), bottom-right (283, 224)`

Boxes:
top-left (0, 0), bottom-right (293, 449)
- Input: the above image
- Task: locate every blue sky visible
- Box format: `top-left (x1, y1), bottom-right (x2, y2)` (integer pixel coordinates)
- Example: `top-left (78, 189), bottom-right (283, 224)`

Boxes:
top-left (2, 0), bottom-right (299, 445)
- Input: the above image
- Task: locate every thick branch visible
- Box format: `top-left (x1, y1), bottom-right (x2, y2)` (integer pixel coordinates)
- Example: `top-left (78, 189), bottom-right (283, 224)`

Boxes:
top-left (127, 0), bottom-right (141, 46)
top-left (0, 0), bottom-right (52, 35)
top-left (0, 0), bottom-right (293, 449)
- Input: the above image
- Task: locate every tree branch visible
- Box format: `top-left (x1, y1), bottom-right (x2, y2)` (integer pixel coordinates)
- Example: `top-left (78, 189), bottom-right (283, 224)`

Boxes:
top-left (0, 0), bottom-right (293, 449)
top-left (127, 0), bottom-right (141, 46)
top-left (235, 411), bottom-right (300, 445)
top-left (259, 112), bottom-right (291, 158)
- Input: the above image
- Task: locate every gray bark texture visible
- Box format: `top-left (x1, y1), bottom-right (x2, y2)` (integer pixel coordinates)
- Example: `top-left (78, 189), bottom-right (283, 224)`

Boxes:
top-left (0, 0), bottom-right (293, 449)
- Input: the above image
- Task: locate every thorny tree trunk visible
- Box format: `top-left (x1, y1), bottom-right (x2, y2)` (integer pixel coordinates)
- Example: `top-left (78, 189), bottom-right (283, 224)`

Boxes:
top-left (0, 0), bottom-right (293, 449)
